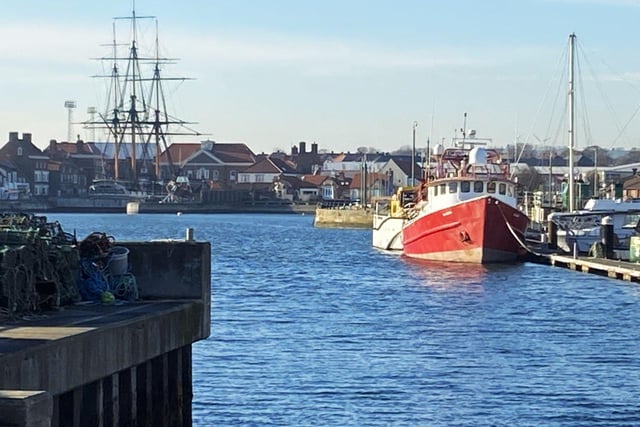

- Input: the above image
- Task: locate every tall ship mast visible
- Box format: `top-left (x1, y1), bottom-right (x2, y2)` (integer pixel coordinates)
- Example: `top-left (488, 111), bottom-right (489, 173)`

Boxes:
top-left (85, 6), bottom-right (202, 192)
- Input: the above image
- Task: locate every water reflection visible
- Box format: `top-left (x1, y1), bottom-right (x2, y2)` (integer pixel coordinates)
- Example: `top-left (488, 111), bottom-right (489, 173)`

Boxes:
top-left (401, 257), bottom-right (489, 292)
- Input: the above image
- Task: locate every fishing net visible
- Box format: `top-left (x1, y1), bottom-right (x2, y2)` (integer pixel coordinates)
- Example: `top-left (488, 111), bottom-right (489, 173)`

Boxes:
top-left (0, 213), bottom-right (138, 321)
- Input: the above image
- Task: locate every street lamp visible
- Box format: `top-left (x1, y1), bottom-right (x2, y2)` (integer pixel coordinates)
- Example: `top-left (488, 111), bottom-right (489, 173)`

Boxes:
top-left (411, 121), bottom-right (418, 185)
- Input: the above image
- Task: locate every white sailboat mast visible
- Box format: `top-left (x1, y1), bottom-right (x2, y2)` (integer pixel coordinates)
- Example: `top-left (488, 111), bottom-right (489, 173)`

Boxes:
top-left (568, 33), bottom-right (576, 212)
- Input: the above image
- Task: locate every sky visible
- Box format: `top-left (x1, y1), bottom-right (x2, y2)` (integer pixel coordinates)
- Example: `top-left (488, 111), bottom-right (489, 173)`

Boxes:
top-left (2, 0), bottom-right (640, 155)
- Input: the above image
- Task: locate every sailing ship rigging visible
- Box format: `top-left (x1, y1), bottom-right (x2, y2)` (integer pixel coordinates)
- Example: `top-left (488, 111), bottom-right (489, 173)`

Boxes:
top-left (84, 7), bottom-right (203, 194)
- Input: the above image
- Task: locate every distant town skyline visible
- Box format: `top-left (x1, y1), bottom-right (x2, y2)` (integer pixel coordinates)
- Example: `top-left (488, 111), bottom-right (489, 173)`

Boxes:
top-left (2, 0), bottom-right (640, 155)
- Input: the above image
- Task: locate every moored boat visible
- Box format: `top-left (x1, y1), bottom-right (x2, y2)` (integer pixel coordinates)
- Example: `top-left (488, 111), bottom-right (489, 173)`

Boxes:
top-left (549, 199), bottom-right (640, 254)
top-left (401, 134), bottom-right (529, 263)
top-left (372, 187), bottom-right (416, 251)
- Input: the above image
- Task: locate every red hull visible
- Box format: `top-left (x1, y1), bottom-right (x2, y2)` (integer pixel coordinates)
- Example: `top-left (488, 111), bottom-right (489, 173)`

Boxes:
top-left (402, 196), bottom-right (529, 263)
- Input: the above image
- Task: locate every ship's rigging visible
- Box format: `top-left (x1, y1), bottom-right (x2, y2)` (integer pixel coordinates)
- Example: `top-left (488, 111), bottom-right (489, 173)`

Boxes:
top-left (84, 6), bottom-right (203, 192)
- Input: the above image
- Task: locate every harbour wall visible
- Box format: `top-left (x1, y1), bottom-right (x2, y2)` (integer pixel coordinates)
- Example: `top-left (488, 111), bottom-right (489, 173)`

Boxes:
top-left (0, 199), bottom-right (317, 215)
top-left (0, 239), bottom-right (211, 426)
top-left (313, 207), bottom-right (373, 228)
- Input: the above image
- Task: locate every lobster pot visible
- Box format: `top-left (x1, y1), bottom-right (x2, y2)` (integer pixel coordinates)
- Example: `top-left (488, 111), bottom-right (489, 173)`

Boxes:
top-left (108, 246), bottom-right (129, 276)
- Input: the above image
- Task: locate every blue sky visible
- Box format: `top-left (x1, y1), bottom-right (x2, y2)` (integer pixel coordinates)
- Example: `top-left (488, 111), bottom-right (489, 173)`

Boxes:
top-left (2, 0), bottom-right (640, 155)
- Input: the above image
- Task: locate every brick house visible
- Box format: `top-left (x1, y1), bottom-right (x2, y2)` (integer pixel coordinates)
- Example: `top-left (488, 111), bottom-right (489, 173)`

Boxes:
top-left (158, 140), bottom-right (256, 186)
top-left (44, 139), bottom-right (100, 197)
top-left (0, 132), bottom-right (47, 198)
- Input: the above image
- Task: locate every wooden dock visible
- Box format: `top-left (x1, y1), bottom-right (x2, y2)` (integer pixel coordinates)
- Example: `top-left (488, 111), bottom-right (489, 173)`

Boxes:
top-left (547, 254), bottom-right (640, 283)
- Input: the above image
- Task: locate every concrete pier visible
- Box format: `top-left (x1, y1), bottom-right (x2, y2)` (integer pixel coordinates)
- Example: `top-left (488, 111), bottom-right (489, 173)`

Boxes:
top-left (0, 240), bottom-right (211, 426)
top-left (314, 207), bottom-right (373, 228)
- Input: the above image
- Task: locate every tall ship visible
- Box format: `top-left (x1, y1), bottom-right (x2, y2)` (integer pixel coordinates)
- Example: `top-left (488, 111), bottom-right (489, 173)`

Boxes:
top-left (84, 6), bottom-right (202, 203)
top-left (400, 129), bottom-right (529, 263)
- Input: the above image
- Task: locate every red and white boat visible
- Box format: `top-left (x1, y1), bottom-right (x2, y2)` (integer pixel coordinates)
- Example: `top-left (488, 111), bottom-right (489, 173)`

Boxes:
top-left (402, 134), bottom-right (529, 263)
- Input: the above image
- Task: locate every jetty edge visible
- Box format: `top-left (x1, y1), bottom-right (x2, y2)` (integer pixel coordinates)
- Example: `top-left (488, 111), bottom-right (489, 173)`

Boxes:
top-left (0, 230), bottom-right (211, 426)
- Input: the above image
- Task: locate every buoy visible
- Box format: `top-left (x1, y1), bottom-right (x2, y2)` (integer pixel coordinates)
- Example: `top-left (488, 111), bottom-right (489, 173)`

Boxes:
top-left (126, 201), bottom-right (139, 215)
top-left (177, 211), bottom-right (182, 216)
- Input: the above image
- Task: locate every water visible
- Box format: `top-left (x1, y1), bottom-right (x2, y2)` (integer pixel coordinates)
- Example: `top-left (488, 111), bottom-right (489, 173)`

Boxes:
top-left (48, 213), bottom-right (640, 426)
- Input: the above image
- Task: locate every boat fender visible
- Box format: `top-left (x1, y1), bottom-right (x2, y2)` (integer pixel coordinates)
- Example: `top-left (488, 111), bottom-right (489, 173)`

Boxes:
top-left (390, 200), bottom-right (400, 216)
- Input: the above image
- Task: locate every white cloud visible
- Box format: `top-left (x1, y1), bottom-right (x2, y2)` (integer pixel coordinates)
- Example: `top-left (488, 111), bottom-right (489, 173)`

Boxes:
top-left (165, 30), bottom-right (545, 77)
top-left (0, 17), bottom-right (556, 79)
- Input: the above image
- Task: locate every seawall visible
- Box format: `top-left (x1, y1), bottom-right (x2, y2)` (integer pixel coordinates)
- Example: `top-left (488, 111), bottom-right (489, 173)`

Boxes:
top-left (0, 238), bottom-right (211, 426)
top-left (313, 207), bottom-right (373, 228)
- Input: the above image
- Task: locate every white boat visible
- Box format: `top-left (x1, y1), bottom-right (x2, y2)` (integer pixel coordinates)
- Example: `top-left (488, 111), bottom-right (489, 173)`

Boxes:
top-left (545, 33), bottom-right (640, 255)
top-left (550, 199), bottom-right (640, 253)
top-left (372, 187), bottom-right (416, 251)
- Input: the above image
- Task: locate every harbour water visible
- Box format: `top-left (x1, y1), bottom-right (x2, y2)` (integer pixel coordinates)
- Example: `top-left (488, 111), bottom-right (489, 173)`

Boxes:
top-left (47, 213), bottom-right (640, 426)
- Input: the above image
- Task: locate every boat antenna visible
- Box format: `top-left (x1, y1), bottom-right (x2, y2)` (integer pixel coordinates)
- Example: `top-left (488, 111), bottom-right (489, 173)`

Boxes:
top-left (462, 112), bottom-right (467, 141)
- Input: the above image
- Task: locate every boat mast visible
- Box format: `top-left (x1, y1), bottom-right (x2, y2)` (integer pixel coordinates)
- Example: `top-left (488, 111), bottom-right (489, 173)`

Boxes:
top-left (110, 22), bottom-right (123, 180)
top-left (411, 121), bottom-right (418, 186)
top-left (568, 33), bottom-right (576, 211)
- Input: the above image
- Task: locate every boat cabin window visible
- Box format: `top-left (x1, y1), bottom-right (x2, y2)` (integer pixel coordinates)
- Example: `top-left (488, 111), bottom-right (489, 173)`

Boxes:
top-left (499, 183), bottom-right (506, 195)
top-left (439, 183), bottom-right (446, 196)
top-left (460, 181), bottom-right (470, 193)
top-left (487, 182), bottom-right (496, 194)
top-left (507, 184), bottom-right (513, 197)
top-left (448, 182), bottom-right (457, 194)
top-left (474, 181), bottom-right (484, 193)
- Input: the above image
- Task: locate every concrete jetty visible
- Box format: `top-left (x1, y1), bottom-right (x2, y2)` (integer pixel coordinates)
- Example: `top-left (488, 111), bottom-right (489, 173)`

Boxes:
top-left (0, 239), bottom-right (211, 426)
top-left (314, 206), bottom-right (373, 228)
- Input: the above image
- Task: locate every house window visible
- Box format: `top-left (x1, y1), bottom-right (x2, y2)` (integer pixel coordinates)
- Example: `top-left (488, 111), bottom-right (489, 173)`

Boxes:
top-left (17, 147), bottom-right (23, 156)
top-left (229, 170), bottom-right (237, 181)
top-left (256, 174), bottom-right (264, 183)
top-left (241, 175), bottom-right (249, 183)
top-left (212, 170), bottom-right (220, 181)
top-left (196, 168), bottom-right (209, 180)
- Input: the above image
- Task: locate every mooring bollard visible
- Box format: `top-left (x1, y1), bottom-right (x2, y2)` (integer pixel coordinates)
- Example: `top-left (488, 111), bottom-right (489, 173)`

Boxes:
top-left (601, 216), bottom-right (614, 259)
top-left (186, 227), bottom-right (194, 241)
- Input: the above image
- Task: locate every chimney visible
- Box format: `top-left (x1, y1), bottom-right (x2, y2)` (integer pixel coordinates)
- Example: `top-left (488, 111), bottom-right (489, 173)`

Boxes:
top-left (291, 145), bottom-right (298, 155)
top-left (9, 132), bottom-right (18, 143)
top-left (23, 133), bottom-right (32, 144)
top-left (299, 141), bottom-right (306, 154)
top-left (311, 143), bottom-right (318, 154)
top-left (49, 139), bottom-right (57, 153)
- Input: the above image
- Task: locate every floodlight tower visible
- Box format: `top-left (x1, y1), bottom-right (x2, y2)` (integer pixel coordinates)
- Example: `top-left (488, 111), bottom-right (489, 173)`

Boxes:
top-left (64, 100), bottom-right (76, 142)
top-left (87, 106), bottom-right (97, 142)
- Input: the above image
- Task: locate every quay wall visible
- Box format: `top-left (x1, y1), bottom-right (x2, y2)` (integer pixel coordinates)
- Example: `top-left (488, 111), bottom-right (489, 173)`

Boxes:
top-left (314, 208), bottom-right (373, 228)
top-left (0, 199), bottom-right (317, 215)
top-left (0, 239), bottom-right (211, 427)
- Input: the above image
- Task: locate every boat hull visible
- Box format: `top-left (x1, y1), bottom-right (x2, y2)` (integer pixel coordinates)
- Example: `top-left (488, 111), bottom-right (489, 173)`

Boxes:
top-left (372, 214), bottom-right (405, 251)
top-left (402, 196), bottom-right (528, 263)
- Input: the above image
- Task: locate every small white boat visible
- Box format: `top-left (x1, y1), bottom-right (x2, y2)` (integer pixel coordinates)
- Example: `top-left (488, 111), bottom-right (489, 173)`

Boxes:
top-left (372, 187), bottom-right (416, 251)
top-left (550, 199), bottom-right (640, 253)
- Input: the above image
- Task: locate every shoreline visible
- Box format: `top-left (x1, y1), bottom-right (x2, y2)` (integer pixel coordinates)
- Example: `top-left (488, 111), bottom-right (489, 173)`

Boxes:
top-left (0, 199), bottom-right (318, 215)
